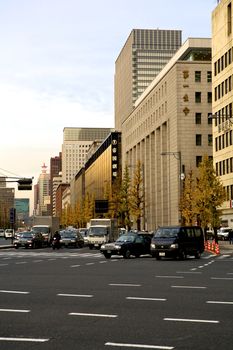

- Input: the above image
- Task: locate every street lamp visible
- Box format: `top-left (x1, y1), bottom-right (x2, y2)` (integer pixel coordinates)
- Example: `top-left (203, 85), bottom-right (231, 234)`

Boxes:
top-left (161, 151), bottom-right (184, 223)
top-left (208, 113), bottom-right (233, 132)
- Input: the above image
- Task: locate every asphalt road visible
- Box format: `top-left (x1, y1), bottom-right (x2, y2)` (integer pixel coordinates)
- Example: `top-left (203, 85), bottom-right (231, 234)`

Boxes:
top-left (0, 246), bottom-right (232, 350)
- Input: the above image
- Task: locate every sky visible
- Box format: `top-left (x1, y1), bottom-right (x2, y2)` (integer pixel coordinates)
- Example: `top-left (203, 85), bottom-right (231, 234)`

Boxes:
top-left (0, 0), bottom-right (217, 201)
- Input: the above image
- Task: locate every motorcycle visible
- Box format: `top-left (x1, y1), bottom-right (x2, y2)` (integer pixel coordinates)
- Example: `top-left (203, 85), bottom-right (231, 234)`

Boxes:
top-left (51, 236), bottom-right (61, 250)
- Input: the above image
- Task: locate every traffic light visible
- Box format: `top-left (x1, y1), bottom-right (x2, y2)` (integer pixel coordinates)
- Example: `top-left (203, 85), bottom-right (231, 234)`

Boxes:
top-left (18, 178), bottom-right (32, 190)
top-left (9, 208), bottom-right (16, 224)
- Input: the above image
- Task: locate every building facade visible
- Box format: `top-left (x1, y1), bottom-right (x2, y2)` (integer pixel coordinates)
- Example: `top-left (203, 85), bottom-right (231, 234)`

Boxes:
top-left (121, 38), bottom-right (213, 230)
top-left (212, 0), bottom-right (233, 227)
top-left (34, 164), bottom-right (51, 216)
top-left (114, 29), bottom-right (182, 131)
top-left (0, 187), bottom-right (15, 228)
top-left (50, 153), bottom-right (62, 216)
top-left (62, 127), bottom-right (112, 184)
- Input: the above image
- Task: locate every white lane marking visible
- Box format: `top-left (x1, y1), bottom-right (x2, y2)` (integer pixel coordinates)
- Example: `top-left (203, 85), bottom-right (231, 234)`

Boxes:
top-left (190, 268), bottom-right (197, 271)
top-left (15, 261), bottom-right (27, 265)
top-left (164, 317), bottom-right (219, 324)
top-left (218, 254), bottom-right (230, 259)
top-left (109, 284), bottom-right (141, 287)
top-left (86, 262), bottom-right (94, 265)
top-left (48, 258), bottom-right (56, 261)
top-left (70, 264), bottom-right (81, 268)
top-left (105, 342), bottom-right (174, 349)
top-left (176, 271), bottom-right (202, 274)
top-left (156, 275), bottom-right (184, 279)
top-left (227, 272), bottom-right (233, 275)
top-left (171, 285), bottom-right (206, 289)
top-left (99, 261), bottom-right (107, 263)
top-left (126, 297), bottom-right (166, 301)
top-left (0, 337), bottom-right (49, 342)
top-left (0, 263), bottom-right (8, 266)
top-left (211, 277), bottom-right (233, 280)
top-left (69, 312), bottom-right (117, 318)
top-left (207, 301), bottom-right (233, 305)
top-left (0, 290), bottom-right (29, 295)
top-left (33, 260), bottom-right (43, 263)
top-left (0, 308), bottom-right (30, 313)
top-left (57, 293), bottom-right (93, 298)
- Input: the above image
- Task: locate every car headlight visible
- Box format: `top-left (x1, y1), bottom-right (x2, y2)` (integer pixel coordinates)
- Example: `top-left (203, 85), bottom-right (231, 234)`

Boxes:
top-left (101, 244), bottom-right (105, 249)
top-left (71, 240), bottom-right (75, 243)
top-left (151, 243), bottom-right (156, 249)
top-left (170, 243), bottom-right (178, 249)
top-left (27, 240), bottom-right (32, 243)
top-left (115, 245), bottom-right (121, 250)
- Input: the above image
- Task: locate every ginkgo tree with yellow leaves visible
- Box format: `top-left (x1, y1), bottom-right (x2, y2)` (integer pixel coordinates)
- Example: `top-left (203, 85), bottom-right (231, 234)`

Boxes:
top-left (180, 155), bottom-right (225, 235)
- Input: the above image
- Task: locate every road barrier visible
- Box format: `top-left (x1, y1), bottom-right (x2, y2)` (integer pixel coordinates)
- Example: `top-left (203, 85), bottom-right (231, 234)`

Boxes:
top-left (205, 240), bottom-right (220, 255)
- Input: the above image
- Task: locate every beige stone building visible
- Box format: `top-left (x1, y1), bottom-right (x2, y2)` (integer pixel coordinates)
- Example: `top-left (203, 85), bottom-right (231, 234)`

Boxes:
top-left (212, 0), bottom-right (233, 227)
top-left (121, 38), bottom-right (213, 230)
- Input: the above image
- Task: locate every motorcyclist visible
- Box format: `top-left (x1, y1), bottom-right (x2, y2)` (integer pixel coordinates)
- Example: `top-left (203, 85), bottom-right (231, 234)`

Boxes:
top-left (52, 231), bottom-right (61, 249)
top-left (53, 231), bottom-right (61, 241)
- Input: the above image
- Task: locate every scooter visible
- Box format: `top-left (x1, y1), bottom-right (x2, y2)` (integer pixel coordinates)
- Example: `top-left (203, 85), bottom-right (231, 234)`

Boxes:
top-left (52, 237), bottom-right (61, 250)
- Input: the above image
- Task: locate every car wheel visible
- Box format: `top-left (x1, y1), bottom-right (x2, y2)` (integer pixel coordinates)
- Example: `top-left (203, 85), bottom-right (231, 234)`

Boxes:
top-left (14, 245), bottom-right (18, 249)
top-left (155, 254), bottom-right (161, 260)
top-left (135, 252), bottom-right (140, 258)
top-left (104, 253), bottom-right (111, 259)
top-left (123, 250), bottom-right (131, 259)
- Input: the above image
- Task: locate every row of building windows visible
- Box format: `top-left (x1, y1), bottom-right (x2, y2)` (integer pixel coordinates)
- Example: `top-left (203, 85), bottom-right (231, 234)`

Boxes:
top-left (216, 157), bottom-right (233, 177)
top-left (195, 113), bottom-right (212, 125)
top-left (224, 185), bottom-right (233, 201)
top-left (214, 103), bottom-right (233, 126)
top-left (214, 75), bottom-right (232, 101)
top-left (214, 46), bottom-right (233, 76)
top-left (195, 92), bottom-right (212, 103)
top-left (196, 134), bottom-right (212, 146)
top-left (215, 130), bottom-right (233, 151)
top-left (195, 70), bottom-right (212, 83)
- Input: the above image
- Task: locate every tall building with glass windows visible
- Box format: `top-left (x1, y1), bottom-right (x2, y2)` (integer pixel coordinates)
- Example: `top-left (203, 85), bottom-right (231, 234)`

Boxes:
top-left (114, 29), bottom-right (182, 131)
top-left (62, 127), bottom-right (112, 184)
top-left (212, 0), bottom-right (233, 227)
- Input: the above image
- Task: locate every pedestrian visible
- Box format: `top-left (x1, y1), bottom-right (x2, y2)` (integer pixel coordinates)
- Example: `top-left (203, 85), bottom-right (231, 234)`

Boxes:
top-left (228, 229), bottom-right (233, 245)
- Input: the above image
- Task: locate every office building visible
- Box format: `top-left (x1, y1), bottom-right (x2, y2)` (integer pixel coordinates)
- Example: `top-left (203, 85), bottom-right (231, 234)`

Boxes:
top-left (212, 0), bottom-right (233, 226)
top-left (34, 163), bottom-right (50, 216)
top-left (114, 29), bottom-right (182, 130)
top-left (50, 153), bottom-right (62, 216)
top-left (121, 38), bottom-right (212, 230)
top-left (62, 127), bottom-right (112, 184)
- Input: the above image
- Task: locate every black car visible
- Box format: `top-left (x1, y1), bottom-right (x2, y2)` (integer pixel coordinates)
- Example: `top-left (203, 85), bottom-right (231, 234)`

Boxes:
top-left (60, 230), bottom-right (84, 248)
top-left (100, 232), bottom-right (152, 259)
top-left (14, 231), bottom-right (45, 249)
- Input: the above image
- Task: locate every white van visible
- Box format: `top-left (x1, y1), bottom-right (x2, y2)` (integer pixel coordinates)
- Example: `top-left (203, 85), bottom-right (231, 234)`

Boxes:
top-left (0, 229), bottom-right (5, 237)
top-left (4, 229), bottom-right (14, 239)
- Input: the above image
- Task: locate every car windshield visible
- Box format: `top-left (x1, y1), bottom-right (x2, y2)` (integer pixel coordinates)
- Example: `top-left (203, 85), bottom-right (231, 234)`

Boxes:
top-left (116, 234), bottom-right (135, 243)
top-left (21, 232), bottom-right (33, 238)
top-left (32, 227), bottom-right (49, 234)
top-left (154, 228), bottom-right (179, 238)
top-left (61, 231), bottom-right (76, 238)
top-left (88, 227), bottom-right (107, 236)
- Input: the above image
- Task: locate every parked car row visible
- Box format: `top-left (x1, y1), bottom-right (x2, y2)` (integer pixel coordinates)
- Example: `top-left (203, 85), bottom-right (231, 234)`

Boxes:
top-left (0, 228), bottom-right (15, 239)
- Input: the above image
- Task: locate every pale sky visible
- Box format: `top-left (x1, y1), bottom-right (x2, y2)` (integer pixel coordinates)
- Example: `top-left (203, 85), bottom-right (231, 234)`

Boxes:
top-left (0, 0), bottom-right (217, 201)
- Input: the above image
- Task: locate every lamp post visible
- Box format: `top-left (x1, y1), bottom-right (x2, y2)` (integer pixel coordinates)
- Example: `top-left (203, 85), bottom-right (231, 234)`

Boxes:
top-left (208, 113), bottom-right (233, 132)
top-left (161, 151), bottom-right (184, 224)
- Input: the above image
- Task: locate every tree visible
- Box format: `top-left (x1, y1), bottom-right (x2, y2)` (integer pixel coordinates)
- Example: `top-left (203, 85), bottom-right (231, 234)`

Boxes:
top-left (180, 170), bottom-right (196, 225)
top-left (130, 160), bottom-right (144, 230)
top-left (83, 192), bottom-right (95, 224)
top-left (194, 155), bottom-right (225, 236)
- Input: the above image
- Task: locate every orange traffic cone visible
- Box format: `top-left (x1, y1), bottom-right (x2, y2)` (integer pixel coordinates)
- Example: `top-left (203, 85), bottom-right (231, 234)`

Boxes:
top-left (215, 243), bottom-right (220, 255)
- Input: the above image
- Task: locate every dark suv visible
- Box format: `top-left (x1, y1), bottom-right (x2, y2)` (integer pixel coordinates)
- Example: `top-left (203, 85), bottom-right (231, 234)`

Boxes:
top-left (151, 226), bottom-right (204, 260)
top-left (14, 231), bottom-right (45, 249)
top-left (100, 232), bottom-right (152, 259)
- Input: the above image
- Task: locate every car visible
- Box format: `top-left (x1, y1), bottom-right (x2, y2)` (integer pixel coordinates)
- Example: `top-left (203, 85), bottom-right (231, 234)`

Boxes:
top-left (77, 228), bottom-right (89, 246)
top-left (100, 232), bottom-right (152, 259)
top-left (0, 229), bottom-right (5, 237)
top-left (60, 230), bottom-right (84, 248)
top-left (13, 231), bottom-right (45, 249)
top-left (150, 226), bottom-right (204, 260)
top-left (4, 228), bottom-right (14, 239)
top-left (217, 227), bottom-right (233, 241)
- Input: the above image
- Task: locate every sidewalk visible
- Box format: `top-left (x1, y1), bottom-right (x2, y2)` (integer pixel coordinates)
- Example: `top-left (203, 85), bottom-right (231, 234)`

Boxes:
top-left (218, 240), bottom-right (233, 251)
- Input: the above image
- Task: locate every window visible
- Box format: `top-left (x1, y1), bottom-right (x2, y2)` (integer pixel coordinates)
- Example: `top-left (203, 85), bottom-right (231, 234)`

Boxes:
top-left (196, 134), bottom-right (202, 146)
top-left (208, 113), bottom-right (212, 125)
top-left (195, 113), bottom-right (202, 124)
top-left (208, 92), bottom-right (212, 103)
top-left (195, 92), bottom-right (201, 103)
top-left (208, 134), bottom-right (213, 146)
top-left (195, 71), bottom-right (201, 82)
top-left (207, 71), bottom-right (212, 82)
top-left (196, 156), bottom-right (202, 167)
top-left (228, 2), bottom-right (232, 35)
